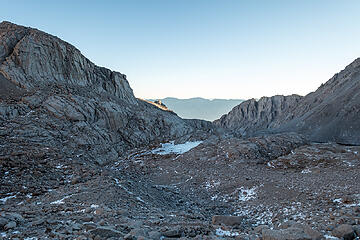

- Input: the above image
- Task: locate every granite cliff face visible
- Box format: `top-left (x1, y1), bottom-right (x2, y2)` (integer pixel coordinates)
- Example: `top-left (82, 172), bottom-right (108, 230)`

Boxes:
top-left (214, 95), bottom-right (302, 136)
top-left (215, 58), bottom-right (360, 145)
top-left (0, 21), bottom-right (211, 165)
top-left (277, 58), bottom-right (360, 144)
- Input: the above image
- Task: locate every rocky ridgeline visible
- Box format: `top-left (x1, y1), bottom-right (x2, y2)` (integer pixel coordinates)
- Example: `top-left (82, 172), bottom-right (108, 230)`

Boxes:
top-left (214, 95), bottom-right (302, 136)
top-left (215, 58), bottom-right (360, 145)
top-left (0, 21), bottom-right (213, 165)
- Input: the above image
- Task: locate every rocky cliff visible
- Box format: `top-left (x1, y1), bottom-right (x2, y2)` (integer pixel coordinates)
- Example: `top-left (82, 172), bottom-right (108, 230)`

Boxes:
top-left (0, 21), bottom-right (212, 165)
top-left (214, 95), bottom-right (302, 136)
top-left (215, 58), bottom-right (360, 145)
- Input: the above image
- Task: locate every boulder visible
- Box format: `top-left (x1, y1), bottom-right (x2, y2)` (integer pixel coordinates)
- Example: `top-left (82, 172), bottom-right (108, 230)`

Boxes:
top-left (90, 227), bottom-right (123, 238)
top-left (212, 215), bottom-right (244, 227)
top-left (331, 224), bottom-right (355, 240)
top-left (4, 221), bottom-right (16, 230)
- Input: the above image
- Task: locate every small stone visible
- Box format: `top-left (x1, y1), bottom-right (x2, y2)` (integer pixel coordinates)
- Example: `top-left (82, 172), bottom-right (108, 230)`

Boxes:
top-left (353, 225), bottom-right (360, 236)
top-left (98, 219), bottom-right (105, 226)
top-left (90, 227), bottom-right (123, 238)
top-left (71, 177), bottom-right (80, 184)
top-left (81, 215), bottom-right (93, 222)
top-left (278, 221), bottom-right (297, 229)
top-left (83, 223), bottom-right (97, 230)
top-left (212, 215), bottom-right (244, 227)
top-left (94, 208), bottom-right (104, 215)
top-left (163, 228), bottom-right (182, 238)
top-left (148, 230), bottom-right (162, 239)
top-left (5, 213), bottom-right (24, 223)
top-left (124, 233), bottom-right (134, 240)
top-left (254, 225), bottom-right (270, 234)
top-left (84, 207), bottom-right (93, 213)
top-left (0, 217), bottom-right (9, 229)
top-left (4, 221), bottom-right (16, 230)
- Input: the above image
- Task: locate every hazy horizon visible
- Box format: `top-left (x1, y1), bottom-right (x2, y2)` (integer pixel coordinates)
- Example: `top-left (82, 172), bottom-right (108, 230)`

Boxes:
top-left (2, 0), bottom-right (360, 99)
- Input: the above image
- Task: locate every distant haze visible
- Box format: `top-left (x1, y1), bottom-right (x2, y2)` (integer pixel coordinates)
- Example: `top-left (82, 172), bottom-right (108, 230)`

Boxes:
top-left (149, 98), bottom-right (244, 121)
top-left (2, 1), bottom-right (360, 99)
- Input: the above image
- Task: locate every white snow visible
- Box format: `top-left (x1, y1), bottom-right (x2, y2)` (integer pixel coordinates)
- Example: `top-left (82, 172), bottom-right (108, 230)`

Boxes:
top-left (301, 169), bottom-right (311, 174)
top-left (343, 160), bottom-right (355, 167)
top-left (324, 235), bottom-right (339, 239)
top-left (238, 186), bottom-right (258, 201)
top-left (114, 178), bottom-right (146, 204)
top-left (56, 164), bottom-right (64, 169)
top-left (50, 195), bottom-right (72, 205)
top-left (151, 141), bottom-right (203, 155)
top-left (114, 178), bottom-right (133, 195)
top-left (24, 238), bottom-right (38, 240)
top-left (211, 195), bottom-right (218, 201)
top-left (0, 194), bottom-right (17, 204)
top-left (215, 228), bottom-right (240, 237)
top-left (267, 162), bottom-right (275, 168)
top-left (90, 204), bottom-right (99, 208)
top-left (1, 233), bottom-right (6, 238)
top-left (136, 196), bottom-right (145, 203)
top-left (205, 180), bottom-right (221, 189)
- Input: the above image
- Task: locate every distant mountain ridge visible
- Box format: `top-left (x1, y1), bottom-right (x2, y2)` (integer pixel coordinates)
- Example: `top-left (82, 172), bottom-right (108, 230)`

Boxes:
top-left (214, 94), bottom-right (303, 136)
top-left (215, 58), bottom-right (360, 145)
top-left (148, 97), bottom-right (244, 121)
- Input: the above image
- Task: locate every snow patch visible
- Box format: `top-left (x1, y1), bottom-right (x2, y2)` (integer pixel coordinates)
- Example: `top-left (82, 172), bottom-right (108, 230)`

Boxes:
top-left (205, 180), bottom-right (221, 189)
top-left (211, 195), bottom-right (218, 201)
top-left (343, 160), bottom-right (355, 167)
top-left (301, 169), bottom-right (311, 174)
top-left (50, 195), bottom-right (72, 205)
top-left (0, 193), bottom-right (17, 204)
top-left (267, 162), bottom-right (275, 168)
top-left (91, 204), bottom-right (99, 208)
top-left (136, 196), bottom-right (145, 203)
top-left (324, 235), bottom-right (339, 239)
top-left (114, 178), bottom-right (133, 195)
top-left (151, 141), bottom-right (202, 155)
top-left (238, 186), bottom-right (258, 201)
top-left (215, 228), bottom-right (240, 237)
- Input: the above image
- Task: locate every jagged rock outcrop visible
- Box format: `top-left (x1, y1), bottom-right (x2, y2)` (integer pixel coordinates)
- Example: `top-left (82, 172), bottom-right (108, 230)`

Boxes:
top-left (214, 95), bottom-right (302, 136)
top-left (276, 58), bottom-right (360, 144)
top-left (0, 21), bottom-right (212, 165)
top-left (215, 58), bottom-right (360, 145)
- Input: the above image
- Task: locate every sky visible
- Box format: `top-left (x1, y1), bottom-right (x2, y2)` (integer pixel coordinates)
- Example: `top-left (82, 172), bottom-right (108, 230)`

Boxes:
top-left (2, 0), bottom-right (360, 99)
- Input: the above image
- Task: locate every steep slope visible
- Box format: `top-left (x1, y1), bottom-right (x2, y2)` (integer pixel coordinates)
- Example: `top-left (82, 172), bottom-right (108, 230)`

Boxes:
top-left (277, 58), bottom-right (360, 144)
top-left (214, 95), bottom-right (302, 136)
top-left (0, 21), bottom-right (211, 166)
top-left (215, 58), bottom-right (360, 144)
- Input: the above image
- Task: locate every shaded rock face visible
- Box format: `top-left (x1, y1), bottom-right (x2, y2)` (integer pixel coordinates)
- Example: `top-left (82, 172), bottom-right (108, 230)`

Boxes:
top-left (0, 21), bottom-right (212, 165)
top-left (0, 21), bottom-right (136, 103)
top-left (278, 58), bottom-right (360, 144)
top-left (214, 95), bottom-right (302, 136)
top-left (215, 58), bottom-right (360, 145)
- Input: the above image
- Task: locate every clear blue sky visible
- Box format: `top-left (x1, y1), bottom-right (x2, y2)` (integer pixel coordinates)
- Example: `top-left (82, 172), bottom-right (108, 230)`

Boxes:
top-left (2, 0), bottom-right (360, 99)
